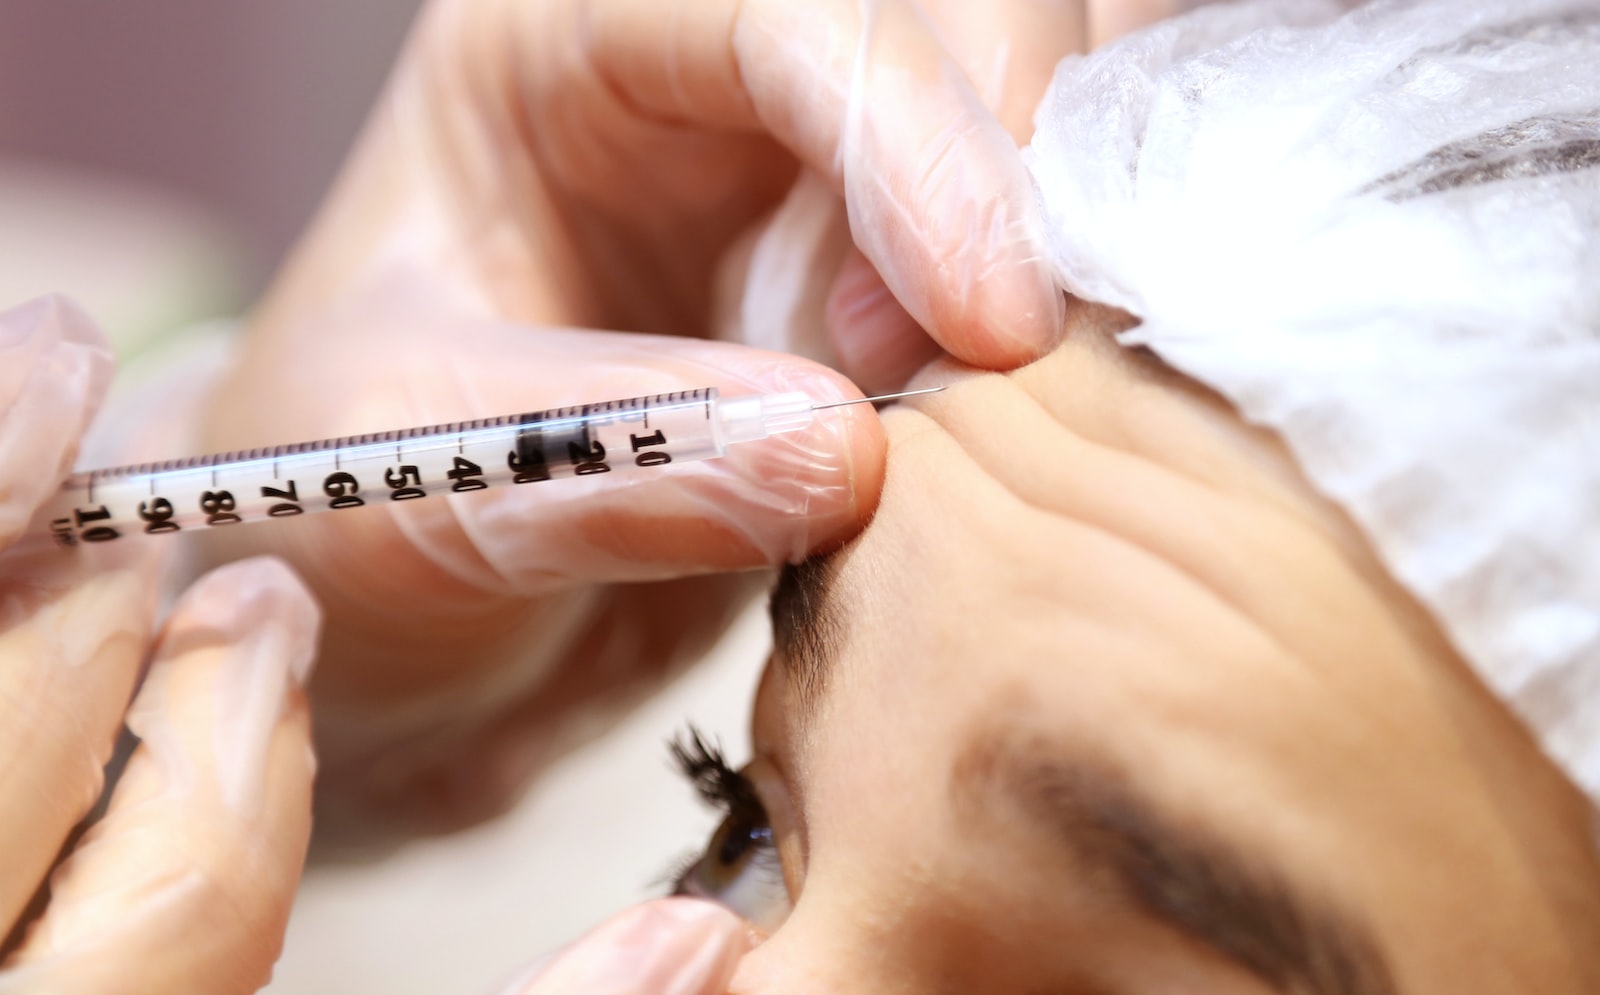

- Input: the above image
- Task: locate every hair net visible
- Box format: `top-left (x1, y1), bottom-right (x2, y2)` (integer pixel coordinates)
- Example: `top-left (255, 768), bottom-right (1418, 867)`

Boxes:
top-left (1024, 0), bottom-right (1600, 807)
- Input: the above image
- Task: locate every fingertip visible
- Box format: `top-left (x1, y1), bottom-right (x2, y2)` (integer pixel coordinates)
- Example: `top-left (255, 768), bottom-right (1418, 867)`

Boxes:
top-left (537, 350), bottom-right (889, 573)
top-left (0, 294), bottom-right (112, 356)
top-left (0, 295), bottom-right (118, 548)
top-left (814, 395), bottom-right (888, 553)
top-left (508, 899), bottom-right (750, 995)
top-left (122, 557), bottom-right (321, 819)
top-left (930, 251), bottom-right (1067, 371)
top-left (762, 361), bottom-right (888, 557)
top-left (840, 0), bottom-right (1066, 373)
top-left (164, 556), bottom-right (323, 686)
top-left (37, 294), bottom-right (115, 356)
top-left (18, 295), bottom-right (116, 414)
top-left (7, 566), bottom-right (318, 989)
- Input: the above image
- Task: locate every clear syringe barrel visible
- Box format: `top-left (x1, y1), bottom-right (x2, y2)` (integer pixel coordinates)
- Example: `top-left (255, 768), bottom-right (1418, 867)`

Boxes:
top-left (35, 388), bottom-right (817, 549)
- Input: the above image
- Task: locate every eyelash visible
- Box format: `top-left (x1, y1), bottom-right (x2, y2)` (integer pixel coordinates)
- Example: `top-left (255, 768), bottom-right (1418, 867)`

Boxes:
top-left (662, 724), bottom-right (765, 890)
top-left (668, 724), bottom-right (762, 818)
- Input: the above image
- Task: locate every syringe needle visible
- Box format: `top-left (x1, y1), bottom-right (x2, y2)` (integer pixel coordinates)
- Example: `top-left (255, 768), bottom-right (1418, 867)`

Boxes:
top-left (809, 386), bottom-right (947, 411)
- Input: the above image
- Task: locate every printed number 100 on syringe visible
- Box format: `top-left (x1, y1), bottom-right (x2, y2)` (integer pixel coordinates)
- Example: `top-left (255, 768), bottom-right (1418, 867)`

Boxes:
top-left (36, 385), bottom-right (941, 548)
top-left (40, 389), bottom-right (734, 548)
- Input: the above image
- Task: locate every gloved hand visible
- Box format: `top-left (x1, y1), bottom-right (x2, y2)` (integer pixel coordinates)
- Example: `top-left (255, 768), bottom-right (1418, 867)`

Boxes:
top-left (191, 0), bottom-right (1194, 840)
top-left (0, 298), bottom-right (322, 994)
top-left (492, 900), bottom-right (749, 995)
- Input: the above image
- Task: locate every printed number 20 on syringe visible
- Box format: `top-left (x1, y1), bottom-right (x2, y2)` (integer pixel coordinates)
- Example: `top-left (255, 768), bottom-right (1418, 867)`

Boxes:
top-left (36, 386), bottom-right (940, 548)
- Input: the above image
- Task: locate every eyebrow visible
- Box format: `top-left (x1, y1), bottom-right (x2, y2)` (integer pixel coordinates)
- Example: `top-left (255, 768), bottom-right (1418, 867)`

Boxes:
top-left (1361, 108), bottom-right (1600, 202)
top-left (956, 738), bottom-right (1400, 995)
top-left (769, 555), bottom-right (844, 717)
top-left (772, 560), bottom-right (1399, 994)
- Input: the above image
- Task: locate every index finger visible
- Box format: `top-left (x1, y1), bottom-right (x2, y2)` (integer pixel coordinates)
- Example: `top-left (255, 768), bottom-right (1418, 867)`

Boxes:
top-left (516, 0), bottom-right (1065, 368)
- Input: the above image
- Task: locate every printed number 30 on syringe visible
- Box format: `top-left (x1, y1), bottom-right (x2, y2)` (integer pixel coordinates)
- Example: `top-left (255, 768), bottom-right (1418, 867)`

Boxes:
top-left (36, 386), bottom-right (941, 548)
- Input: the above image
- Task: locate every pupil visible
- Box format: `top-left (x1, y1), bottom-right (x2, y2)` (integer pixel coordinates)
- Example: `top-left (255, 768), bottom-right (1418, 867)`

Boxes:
top-left (716, 818), bottom-right (770, 867)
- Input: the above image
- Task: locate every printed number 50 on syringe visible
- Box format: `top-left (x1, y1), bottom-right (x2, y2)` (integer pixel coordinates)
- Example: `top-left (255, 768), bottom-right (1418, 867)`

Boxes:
top-left (36, 386), bottom-right (941, 548)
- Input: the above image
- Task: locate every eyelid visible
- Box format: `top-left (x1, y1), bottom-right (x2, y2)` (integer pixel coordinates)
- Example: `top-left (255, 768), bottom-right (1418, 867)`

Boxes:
top-left (744, 755), bottom-right (807, 898)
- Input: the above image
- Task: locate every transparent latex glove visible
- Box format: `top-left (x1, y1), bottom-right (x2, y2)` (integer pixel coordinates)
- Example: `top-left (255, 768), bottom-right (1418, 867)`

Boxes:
top-left (492, 900), bottom-right (750, 995)
top-left (0, 298), bottom-right (322, 994)
top-left (193, 0), bottom-right (1175, 842)
top-left (722, 0), bottom-right (1219, 392)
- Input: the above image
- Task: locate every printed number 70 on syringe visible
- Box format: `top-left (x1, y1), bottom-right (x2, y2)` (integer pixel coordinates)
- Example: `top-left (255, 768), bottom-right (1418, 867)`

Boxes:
top-left (37, 386), bottom-right (942, 548)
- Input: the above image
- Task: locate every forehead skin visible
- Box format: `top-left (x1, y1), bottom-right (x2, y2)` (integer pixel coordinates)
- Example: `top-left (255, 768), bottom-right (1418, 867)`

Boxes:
top-left (737, 305), bottom-right (1600, 994)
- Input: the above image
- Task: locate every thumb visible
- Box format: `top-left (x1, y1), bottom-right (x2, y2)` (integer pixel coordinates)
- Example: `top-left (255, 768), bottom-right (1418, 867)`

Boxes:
top-left (406, 326), bottom-right (886, 592)
top-left (206, 290), bottom-right (887, 604)
top-left (495, 900), bottom-right (750, 995)
top-left (841, 0), bottom-right (1064, 370)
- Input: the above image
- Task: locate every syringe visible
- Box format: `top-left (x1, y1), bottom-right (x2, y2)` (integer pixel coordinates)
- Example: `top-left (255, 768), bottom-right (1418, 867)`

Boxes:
top-left (34, 386), bottom-right (943, 548)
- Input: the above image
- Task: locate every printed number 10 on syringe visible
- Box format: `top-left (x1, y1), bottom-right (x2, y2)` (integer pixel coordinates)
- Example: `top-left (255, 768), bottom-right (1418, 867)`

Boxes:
top-left (37, 386), bottom-right (937, 547)
top-left (41, 389), bottom-right (731, 547)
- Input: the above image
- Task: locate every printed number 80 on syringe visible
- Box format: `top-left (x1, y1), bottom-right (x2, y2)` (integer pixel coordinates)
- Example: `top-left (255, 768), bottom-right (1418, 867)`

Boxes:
top-left (34, 386), bottom-right (941, 548)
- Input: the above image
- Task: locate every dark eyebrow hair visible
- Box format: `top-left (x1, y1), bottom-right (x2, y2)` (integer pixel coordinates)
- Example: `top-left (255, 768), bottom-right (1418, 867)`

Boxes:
top-left (769, 554), bottom-right (844, 717)
top-left (1360, 108), bottom-right (1600, 202)
top-left (776, 557), bottom-right (1399, 992)
top-left (1359, 11), bottom-right (1600, 202)
top-left (955, 738), bottom-right (1400, 995)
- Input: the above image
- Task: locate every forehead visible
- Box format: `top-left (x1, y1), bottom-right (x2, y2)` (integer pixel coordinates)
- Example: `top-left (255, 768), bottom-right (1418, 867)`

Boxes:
top-left (757, 357), bottom-right (1600, 990)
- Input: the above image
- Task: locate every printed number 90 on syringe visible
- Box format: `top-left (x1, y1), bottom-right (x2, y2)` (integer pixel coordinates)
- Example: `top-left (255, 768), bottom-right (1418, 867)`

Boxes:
top-left (42, 389), bottom-right (727, 548)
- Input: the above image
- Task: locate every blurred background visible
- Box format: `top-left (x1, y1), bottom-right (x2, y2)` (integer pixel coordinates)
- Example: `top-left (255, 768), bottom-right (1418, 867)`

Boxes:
top-left (0, 4), bottom-right (764, 991)
top-left (0, 1), bottom-right (419, 350)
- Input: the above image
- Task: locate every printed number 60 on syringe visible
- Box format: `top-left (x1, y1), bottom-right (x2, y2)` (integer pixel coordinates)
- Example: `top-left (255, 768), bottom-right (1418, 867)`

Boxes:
top-left (35, 386), bottom-right (942, 548)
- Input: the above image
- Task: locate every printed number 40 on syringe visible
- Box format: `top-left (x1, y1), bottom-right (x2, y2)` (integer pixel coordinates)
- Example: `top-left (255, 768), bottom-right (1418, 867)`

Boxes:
top-left (36, 386), bottom-right (942, 548)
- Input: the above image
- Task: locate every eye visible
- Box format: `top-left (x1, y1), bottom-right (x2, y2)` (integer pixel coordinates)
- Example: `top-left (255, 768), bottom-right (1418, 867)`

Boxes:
top-left (675, 807), bottom-right (789, 930)
top-left (668, 727), bottom-right (794, 931)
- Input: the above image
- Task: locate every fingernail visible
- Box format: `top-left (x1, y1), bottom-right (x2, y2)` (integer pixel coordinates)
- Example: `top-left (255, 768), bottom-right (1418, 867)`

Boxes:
top-left (514, 900), bottom-right (749, 995)
top-left (131, 557), bottom-right (323, 814)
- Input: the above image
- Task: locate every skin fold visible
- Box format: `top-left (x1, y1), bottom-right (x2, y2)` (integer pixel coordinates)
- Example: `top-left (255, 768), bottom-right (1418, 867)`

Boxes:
top-left (723, 303), bottom-right (1600, 994)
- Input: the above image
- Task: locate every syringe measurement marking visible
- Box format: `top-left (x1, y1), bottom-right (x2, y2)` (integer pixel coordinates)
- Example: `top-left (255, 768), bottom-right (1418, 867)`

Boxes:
top-left (47, 385), bottom-right (935, 548)
top-left (50, 424), bottom-right (681, 545)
